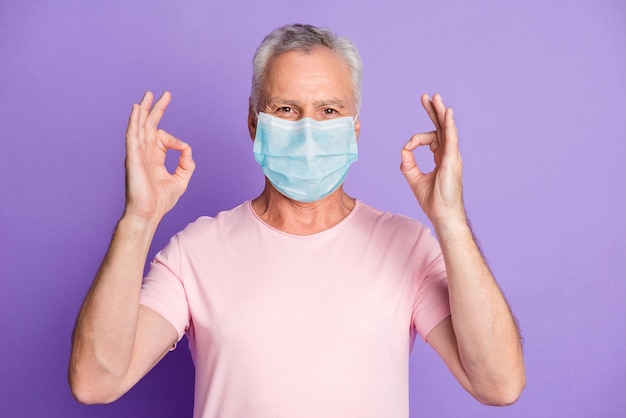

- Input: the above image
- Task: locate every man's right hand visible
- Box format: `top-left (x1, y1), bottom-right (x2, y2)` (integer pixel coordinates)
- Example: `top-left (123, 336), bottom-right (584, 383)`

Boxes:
top-left (124, 91), bottom-right (195, 223)
top-left (69, 91), bottom-right (190, 404)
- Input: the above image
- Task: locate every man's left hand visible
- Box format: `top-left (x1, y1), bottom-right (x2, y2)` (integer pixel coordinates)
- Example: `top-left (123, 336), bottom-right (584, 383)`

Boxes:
top-left (401, 93), bottom-right (466, 231)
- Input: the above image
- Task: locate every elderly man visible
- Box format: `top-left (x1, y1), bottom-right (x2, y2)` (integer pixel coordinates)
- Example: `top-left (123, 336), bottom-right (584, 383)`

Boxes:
top-left (69, 24), bottom-right (525, 417)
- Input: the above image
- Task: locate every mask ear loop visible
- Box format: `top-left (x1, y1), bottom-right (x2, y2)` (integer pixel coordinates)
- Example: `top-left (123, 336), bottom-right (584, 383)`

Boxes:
top-left (254, 111), bottom-right (266, 128)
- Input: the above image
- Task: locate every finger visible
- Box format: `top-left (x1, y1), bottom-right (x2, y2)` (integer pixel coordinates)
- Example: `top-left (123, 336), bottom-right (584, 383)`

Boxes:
top-left (146, 91), bottom-right (172, 130)
top-left (157, 128), bottom-right (189, 152)
top-left (157, 129), bottom-right (195, 185)
top-left (444, 108), bottom-right (458, 145)
top-left (441, 108), bottom-right (461, 164)
top-left (126, 103), bottom-right (140, 139)
top-left (403, 131), bottom-right (438, 152)
top-left (421, 94), bottom-right (442, 132)
top-left (401, 133), bottom-right (434, 181)
top-left (138, 91), bottom-right (154, 144)
top-left (125, 103), bottom-right (141, 156)
top-left (431, 94), bottom-right (449, 143)
top-left (400, 146), bottom-right (426, 187)
top-left (138, 91), bottom-right (154, 126)
top-left (432, 94), bottom-right (447, 118)
top-left (174, 144), bottom-right (196, 185)
top-left (400, 145), bottom-right (421, 173)
top-left (421, 94), bottom-right (443, 150)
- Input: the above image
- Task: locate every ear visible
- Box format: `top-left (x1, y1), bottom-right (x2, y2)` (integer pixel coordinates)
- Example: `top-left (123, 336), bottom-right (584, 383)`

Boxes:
top-left (354, 117), bottom-right (361, 142)
top-left (248, 103), bottom-right (257, 141)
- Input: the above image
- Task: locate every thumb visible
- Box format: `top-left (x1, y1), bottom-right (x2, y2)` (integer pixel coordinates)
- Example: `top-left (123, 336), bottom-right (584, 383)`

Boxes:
top-left (400, 142), bottom-right (424, 186)
top-left (174, 144), bottom-right (196, 185)
top-left (156, 128), bottom-right (195, 186)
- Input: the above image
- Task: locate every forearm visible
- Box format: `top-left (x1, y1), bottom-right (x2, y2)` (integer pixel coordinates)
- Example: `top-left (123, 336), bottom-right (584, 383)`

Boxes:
top-left (435, 219), bottom-right (525, 403)
top-left (69, 214), bottom-right (158, 400)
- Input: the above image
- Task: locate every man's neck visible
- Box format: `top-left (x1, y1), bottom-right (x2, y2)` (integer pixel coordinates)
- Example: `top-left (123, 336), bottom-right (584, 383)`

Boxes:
top-left (251, 182), bottom-right (356, 236)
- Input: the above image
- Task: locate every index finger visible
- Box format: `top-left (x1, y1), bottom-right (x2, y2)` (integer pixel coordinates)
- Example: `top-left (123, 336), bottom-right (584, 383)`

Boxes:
top-left (403, 131), bottom-right (438, 152)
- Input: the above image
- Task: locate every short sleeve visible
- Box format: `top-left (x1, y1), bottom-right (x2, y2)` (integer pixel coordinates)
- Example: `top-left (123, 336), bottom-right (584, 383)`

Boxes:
top-left (140, 234), bottom-right (190, 341)
top-left (411, 230), bottom-right (451, 340)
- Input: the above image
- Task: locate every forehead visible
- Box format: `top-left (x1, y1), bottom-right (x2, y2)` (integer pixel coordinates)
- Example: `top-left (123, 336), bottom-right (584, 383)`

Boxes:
top-left (263, 47), bottom-right (353, 103)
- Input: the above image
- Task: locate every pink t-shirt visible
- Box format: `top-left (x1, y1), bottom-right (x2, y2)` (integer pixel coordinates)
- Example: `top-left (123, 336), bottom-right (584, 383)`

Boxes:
top-left (140, 200), bottom-right (450, 418)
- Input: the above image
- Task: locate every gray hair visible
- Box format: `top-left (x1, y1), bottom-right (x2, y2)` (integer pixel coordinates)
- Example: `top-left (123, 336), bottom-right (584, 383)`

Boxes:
top-left (250, 24), bottom-right (363, 114)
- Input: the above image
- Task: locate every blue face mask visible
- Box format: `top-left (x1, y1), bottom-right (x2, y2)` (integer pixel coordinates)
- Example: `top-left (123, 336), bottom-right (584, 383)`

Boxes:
top-left (253, 112), bottom-right (358, 203)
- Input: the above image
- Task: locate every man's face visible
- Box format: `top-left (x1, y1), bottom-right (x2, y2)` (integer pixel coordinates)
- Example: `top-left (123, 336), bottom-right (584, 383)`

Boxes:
top-left (248, 46), bottom-right (360, 139)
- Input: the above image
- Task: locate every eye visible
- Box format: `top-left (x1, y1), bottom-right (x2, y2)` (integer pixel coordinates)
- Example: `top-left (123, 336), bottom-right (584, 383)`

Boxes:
top-left (274, 106), bottom-right (299, 120)
top-left (323, 108), bottom-right (337, 115)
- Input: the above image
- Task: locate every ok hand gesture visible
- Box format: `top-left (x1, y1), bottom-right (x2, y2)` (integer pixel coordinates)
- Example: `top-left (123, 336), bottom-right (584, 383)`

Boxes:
top-left (124, 91), bottom-right (195, 223)
top-left (400, 94), bottom-right (466, 230)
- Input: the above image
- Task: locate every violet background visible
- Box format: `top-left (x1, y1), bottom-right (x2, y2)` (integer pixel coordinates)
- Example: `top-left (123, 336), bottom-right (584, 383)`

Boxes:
top-left (1, 0), bottom-right (625, 417)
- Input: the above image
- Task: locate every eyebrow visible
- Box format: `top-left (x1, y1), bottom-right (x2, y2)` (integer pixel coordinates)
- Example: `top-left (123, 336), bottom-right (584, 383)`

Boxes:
top-left (266, 97), bottom-right (347, 109)
top-left (314, 99), bottom-right (347, 109)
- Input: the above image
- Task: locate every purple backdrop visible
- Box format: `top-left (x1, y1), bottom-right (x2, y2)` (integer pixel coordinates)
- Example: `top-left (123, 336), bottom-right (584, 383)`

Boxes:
top-left (1, 0), bottom-right (625, 417)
